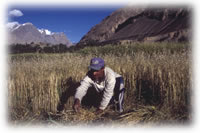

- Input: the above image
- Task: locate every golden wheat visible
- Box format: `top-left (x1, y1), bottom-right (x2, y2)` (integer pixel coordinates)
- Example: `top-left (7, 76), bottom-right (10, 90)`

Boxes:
top-left (8, 43), bottom-right (191, 124)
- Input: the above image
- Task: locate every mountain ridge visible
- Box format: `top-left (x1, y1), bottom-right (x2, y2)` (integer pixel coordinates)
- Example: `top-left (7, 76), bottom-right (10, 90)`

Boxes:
top-left (78, 6), bottom-right (191, 46)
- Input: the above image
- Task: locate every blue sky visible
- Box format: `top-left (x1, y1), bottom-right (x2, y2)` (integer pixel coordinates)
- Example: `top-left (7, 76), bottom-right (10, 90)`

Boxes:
top-left (7, 6), bottom-right (123, 43)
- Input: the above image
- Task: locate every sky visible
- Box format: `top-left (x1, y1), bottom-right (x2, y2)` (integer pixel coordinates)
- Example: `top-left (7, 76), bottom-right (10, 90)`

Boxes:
top-left (7, 5), bottom-right (123, 43)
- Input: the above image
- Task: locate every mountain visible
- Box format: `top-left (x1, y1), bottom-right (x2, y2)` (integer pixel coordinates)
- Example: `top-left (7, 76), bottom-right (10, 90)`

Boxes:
top-left (7, 22), bottom-right (72, 46)
top-left (78, 6), bottom-right (191, 45)
top-left (78, 6), bottom-right (146, 45)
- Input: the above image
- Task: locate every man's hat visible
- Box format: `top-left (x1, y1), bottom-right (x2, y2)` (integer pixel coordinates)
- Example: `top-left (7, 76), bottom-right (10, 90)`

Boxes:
top-left (89, 57), bottom-right (105, 71)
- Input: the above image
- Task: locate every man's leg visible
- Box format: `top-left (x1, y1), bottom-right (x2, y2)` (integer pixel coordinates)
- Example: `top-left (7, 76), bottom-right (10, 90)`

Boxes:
top-left (118, 88), bottom-right (125, 112)
top-left (114, 77), bottom-right (125, 113)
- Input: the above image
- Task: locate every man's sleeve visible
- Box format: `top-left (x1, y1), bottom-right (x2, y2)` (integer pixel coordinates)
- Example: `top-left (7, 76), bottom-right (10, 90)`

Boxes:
top-left (75, 76), bottom-right (92, 102)
top-left (99, 74), bottom-right (116, 110)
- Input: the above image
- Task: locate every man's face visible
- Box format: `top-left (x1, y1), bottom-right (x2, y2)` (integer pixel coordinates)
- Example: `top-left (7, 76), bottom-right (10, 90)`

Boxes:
top-left (92, 68), bottom-right (104, 79)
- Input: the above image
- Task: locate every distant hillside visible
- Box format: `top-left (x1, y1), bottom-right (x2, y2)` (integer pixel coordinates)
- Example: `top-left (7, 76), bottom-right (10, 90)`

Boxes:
top-left (78, 6), bottom-right (191, 46)
top-left (7, 22), bottom-right (72, 46)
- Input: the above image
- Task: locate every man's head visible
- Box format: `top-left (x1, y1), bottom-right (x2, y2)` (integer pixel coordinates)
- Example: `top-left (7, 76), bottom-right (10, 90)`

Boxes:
top-left (89, 58), bottom-right (105, 79)
top-left (89, 57), bottom-right (105, 71)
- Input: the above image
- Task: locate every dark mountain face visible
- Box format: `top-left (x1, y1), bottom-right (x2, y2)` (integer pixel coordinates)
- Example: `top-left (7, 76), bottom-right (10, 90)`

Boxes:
top-left (78, 7), bottom-right (146, 45)
top-left (78, 6), bottom-right (191, 45)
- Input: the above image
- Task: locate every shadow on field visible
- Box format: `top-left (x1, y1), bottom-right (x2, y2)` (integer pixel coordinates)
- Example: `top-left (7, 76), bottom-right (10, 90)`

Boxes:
top-left (57, 77), bottom-right (80, 112)
top-left (57, 77), bottom-right (102, 112)
top-left (81, 87), bottom-right (103, 108)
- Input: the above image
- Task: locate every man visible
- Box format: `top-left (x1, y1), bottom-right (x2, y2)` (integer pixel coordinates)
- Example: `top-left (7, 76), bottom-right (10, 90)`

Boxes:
top-left (73, 57), bottom-right (125, 114)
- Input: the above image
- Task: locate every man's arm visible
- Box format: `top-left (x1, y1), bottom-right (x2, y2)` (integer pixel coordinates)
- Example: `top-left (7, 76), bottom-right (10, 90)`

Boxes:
top-left (74, 76), bottom-right (92, 101)
top-left (73, 76), bottom-right (92, 111)
top-left (73, 98), bottom-right (81, 112)
top-left (99, 74), bottom-right (116, 110)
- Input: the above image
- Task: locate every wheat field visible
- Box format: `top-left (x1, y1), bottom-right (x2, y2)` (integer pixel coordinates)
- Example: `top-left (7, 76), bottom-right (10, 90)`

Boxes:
top-left (8, 42), bottom-right (192, 126)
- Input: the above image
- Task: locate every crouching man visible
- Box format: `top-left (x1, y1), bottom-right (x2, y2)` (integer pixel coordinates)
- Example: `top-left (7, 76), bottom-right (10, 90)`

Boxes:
top-left (73, 57), bottom-right (125, 115)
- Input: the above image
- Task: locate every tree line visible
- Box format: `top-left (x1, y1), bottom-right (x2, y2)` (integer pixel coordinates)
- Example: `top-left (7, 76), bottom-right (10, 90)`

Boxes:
top-left (8, 43), bottom-right (83, 54)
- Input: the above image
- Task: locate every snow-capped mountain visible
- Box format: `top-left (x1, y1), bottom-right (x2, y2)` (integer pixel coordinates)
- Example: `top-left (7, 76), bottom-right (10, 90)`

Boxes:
top-left (7, 22), bottom-right (72, 46)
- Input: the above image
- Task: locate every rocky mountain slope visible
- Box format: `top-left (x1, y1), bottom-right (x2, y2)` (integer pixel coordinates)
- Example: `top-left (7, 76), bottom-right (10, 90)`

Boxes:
top-left (78, 6), bottom-right (191, 45)
top-left (7, 22), bottom-right (72, 46)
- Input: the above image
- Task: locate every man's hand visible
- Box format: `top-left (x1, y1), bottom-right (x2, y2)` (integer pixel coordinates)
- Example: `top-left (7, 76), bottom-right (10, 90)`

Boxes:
top-left (95, 108), bottom-right (104, 115)
top-left (73, 99), bottom-right (81, 113)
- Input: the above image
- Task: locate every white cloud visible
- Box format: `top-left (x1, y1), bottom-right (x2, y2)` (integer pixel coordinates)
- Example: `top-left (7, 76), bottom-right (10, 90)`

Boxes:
top-left (38, 29), bottom-right (53, 35)
top-left (9, 9), bottom-right (23, 17)
top-left (45, 29), bottom-right (52, 35)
